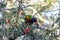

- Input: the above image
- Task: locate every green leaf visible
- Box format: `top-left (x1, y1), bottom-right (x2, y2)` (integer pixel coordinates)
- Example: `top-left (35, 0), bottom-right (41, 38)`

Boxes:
top-left (45, 0), bottom-right (52, 3)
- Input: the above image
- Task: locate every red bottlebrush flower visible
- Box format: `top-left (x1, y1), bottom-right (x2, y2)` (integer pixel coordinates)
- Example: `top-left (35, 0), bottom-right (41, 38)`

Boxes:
top-left (24, 27), bottom-right (31, 34)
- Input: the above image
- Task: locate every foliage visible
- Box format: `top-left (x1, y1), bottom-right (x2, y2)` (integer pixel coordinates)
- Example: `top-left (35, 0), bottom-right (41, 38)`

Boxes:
top-left (0, 0), bottom-right (59, 40)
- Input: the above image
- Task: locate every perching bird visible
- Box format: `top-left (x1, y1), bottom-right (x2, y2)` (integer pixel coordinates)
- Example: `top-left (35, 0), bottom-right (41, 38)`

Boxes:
top-left (25, 15), bottom-right (32, 23)
top-left (31, 17), bottom-right (37, 23)
top-left (25, 15), bottom-right (37, 24)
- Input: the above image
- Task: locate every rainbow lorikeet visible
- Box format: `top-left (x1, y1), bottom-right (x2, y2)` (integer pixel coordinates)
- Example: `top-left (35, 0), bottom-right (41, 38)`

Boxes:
top-left (31, 17), bottom-right (37, 23)
top-left (25, 15), bottom-right (32, 23)
top-left (25, 15), bottom-right (37, 24)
